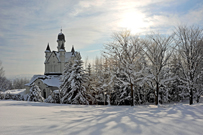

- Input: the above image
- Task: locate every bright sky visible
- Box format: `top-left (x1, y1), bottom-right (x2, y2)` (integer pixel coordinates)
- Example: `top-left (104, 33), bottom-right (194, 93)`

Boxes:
top-left (0, 0), bottom-right (203, 79)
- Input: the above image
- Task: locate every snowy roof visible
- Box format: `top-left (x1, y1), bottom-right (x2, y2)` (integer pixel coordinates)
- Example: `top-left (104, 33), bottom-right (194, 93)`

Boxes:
top-left (41, 75), bottom-right (61, 88)
top-left (25, 75), bottom-right (61, 88)
top-left (45, 50), bottom-right (51, 53)
top-left (25, 75), bottom-right (45, 86)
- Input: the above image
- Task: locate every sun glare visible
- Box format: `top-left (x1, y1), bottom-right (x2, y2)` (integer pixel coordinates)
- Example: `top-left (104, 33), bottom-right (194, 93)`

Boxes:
top-left (119, 10), bottom-right (149, 34)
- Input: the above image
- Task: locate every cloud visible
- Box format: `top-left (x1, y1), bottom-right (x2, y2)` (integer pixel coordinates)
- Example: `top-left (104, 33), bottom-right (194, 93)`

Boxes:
top-left (0, 0), bottom-right (202, 78)
top-left (182, 5), bottom-right (203, 25)
top-left (87, 50), bottom-right (100, 53)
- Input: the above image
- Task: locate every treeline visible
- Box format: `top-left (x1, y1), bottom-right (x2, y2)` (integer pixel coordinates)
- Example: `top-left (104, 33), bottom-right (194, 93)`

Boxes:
top-left (47, 25), bottom-right (201, 106)
top-left (2, 25), bottom-right (203, 106)
top-left (0, 61), bottom-right (30, 91)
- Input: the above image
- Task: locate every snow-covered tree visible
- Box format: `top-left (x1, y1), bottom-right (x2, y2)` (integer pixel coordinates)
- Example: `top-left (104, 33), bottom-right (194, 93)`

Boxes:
top-left (103, 30), bottom-right (144, 106)
top-left (60, 53), bottom-right (89, 105)
top-left (90, 57), bottom-right (106, 105)
top-left (84, 63), bottom-right (96, 104)
top-left (0, 77), bottom-right (12, 92)
top-left (174, 25), bottom-right (203, 105)
top-left (168, 53), bottom-right (185, 102)
top-left (142, 33), bottom-right (175, 105)
top-left (0, 60), bottom-right (4, 78)
top-left (27, 83), bottom-right (44, 102)
top-left (60, 56), bottom-right (74, 104)
top-left (87, 63), bottom-right (91, 77)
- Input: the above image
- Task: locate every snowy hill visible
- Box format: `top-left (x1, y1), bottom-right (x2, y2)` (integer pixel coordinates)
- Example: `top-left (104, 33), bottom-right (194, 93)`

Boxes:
top-left (0, 99), bottom-right (203, 135)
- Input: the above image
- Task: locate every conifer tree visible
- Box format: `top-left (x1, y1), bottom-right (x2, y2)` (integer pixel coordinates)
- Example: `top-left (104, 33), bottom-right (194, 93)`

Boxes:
top-left (84, 63), bottom-right (96, 104)
top-left (60, 53), bottom-right (89, 104)
top-left (60, 57), bottom-right (74, 104)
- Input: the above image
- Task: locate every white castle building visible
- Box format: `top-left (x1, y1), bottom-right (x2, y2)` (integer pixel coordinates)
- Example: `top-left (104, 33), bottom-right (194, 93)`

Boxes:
top-left (25, 30), bottom-right (77, 98)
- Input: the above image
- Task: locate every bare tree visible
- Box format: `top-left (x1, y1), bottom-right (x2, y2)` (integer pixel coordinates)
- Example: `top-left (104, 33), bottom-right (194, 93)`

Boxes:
top-left (0, 61), bottom-right (12, 91)
top-left (103, 30), bottom-right (144, 106)
top-left (174, 25), bottom-right (203, 105)
top-left (12, 78), bottom-right (30, 89)
top-left (84, 56), bottom-right (89, 70)
top-left (142, 33), bottom-right (175, 105)
top-left (0, 61), bottom-right (5, 78)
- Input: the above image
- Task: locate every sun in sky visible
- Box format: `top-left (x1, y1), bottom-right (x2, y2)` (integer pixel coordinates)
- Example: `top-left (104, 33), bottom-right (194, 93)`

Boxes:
top-left (119, 9), bottom-right (149, 34)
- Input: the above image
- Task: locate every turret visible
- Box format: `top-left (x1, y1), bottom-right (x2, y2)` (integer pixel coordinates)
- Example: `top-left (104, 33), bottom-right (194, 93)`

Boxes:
top-left (57, 29), bottom-right (65, 52)
top-left (45, 43), bottom-right (51, 59)
top-left (71, 45), bottom-right (75, 55)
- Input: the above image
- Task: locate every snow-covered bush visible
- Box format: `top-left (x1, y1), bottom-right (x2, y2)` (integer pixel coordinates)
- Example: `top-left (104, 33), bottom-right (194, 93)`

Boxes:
top-left (27, 84), bottom-right (44, 102)
top-left (45, 95), bottom-right (54, 103)
top-left (22, 94), bottom-right (29, 101)
top-left (4, 92), bottom-right (12, 99)
top-left (45, 90), bottom-right (60, 103)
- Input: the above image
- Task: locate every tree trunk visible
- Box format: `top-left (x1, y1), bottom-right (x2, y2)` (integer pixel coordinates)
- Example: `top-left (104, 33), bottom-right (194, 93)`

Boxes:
top-left (131, 83), bottom-right (134, 106)
top-left (189, 88), bottom-right (193, 105)
top-left (155, 82), bottom-right (159, 105)
top-left (104, 93), bottom-right (105, 105)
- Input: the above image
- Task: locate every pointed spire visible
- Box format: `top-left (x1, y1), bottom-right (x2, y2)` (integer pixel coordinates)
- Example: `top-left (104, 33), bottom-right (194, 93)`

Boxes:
top-left (45, 43), bottom-right (51, 52)
top-left (71, 45), bottom-right (75, 54)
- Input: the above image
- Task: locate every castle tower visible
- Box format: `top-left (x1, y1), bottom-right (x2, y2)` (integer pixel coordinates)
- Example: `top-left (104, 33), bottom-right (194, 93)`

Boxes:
top-left (44, 29), bottom-right (76, 76)
top-left (59, 43), bottom-right (66, 73)
top-left (45, 43), bottom-right (51, 59)
top-left (57, 29), bottom-right (65, 52)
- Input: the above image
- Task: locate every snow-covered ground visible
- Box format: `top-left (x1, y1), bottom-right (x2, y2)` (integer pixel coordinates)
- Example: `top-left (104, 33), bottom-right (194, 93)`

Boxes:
top-left (0, 100), bottom-right (203, 135)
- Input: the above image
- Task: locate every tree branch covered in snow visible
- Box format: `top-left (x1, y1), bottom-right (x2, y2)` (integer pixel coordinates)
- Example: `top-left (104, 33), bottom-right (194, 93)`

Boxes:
top-left (174, 25), bottom-right (203, 104)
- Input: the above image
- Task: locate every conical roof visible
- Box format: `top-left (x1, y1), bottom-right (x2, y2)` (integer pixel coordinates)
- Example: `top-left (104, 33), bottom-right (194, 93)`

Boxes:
top-left (71, 45), bottom-right (75, 54)
top-left (45, 43), bottom-right (51, 52)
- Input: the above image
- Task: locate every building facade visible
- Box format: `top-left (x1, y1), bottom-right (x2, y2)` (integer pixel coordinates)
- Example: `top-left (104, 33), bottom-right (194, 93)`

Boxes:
top-left (25, 30), bottom-right (77, 98)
